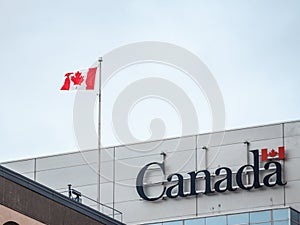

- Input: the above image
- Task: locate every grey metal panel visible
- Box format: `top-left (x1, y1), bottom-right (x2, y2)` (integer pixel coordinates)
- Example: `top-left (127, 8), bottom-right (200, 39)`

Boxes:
top-left (285, 136), bottom-right (300, 159)
top-left (289, 203), bottom-right (300, 212)
top-left (197, 143), bottom-right (247, 171)
top-left (100, 182), bottom-right (114, 204)
top-left (197, 124), bottom-right (282, 147)
top-left (284, 121), bottom-right (300, 137)
top-left (115, 198), bottom-right (196, 225)
top-left (36, 151), bottom-right (95, 171)
top-left (115, 136), bottom-right (196, 160)
top-left (114, 179), bottom-right (137, 202)
top-left (1, 159), bottom-right (35, 174)
top-left (248, 138), bottom-right (284, 150)
top-left (115, 148), bottom-right (195, 182)
top-left (114, 154), bottom-right (162, 181)
top-left (196, 186), bottom-right (285, 216)
top-left (285, 180), bottom-right (300, 205)
top-left (197, 132), bottom-right (225, 148)
top-left (36, 164), bottom-right (97, 189)
top-left (164, 149), bottom-right (196, 174)
top-left (115, 175), bottom-right (191, 203)
top-left (196, 138), bottom-right (284, 172)
top-left (101, 147), bottom-right (115, 162)
top-left (20, 172), bottom-right (34, 180)
top-left (100, 160), bottom-right (114, 184)
top-left (285, 157), bottom-right (300, 181)
top-left (35, 148), bottom-right (114, 172)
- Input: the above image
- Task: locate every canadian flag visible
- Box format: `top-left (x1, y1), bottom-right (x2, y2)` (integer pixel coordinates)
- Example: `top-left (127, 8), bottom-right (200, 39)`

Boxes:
top-left (261, 146), bottom-right (285, 161)
top-left (60, 67), bottom-right (97, 90)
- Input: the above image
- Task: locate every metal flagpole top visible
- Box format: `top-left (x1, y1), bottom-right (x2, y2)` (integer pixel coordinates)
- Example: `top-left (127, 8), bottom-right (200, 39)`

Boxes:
top-left (97, 56), bottom-right (102, 210)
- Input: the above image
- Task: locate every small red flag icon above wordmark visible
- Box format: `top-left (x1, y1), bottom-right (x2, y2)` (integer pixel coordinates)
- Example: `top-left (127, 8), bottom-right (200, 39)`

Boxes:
top-left (261, 146), bottom-right (285, 161)
top-left (60, 67), bottom-right (97, 91)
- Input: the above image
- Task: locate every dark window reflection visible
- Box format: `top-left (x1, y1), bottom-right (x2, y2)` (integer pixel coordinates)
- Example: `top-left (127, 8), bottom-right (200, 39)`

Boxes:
top-left (3, 222), bottom-right (19, 225)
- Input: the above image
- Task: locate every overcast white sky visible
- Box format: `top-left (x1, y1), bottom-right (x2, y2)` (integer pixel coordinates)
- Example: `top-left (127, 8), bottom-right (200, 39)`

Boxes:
top-left (0, 1), bottom-right (299, 162)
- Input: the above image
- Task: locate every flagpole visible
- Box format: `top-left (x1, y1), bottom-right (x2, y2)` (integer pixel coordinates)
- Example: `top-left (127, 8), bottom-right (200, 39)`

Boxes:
top-left (97, 57), bottom-right (103, 211)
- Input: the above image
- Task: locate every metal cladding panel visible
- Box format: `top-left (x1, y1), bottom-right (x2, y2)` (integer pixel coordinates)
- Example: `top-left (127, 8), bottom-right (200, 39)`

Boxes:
top-left (115, 142), bottom-right (195, 182)
top-left (284, 121), bottom-right (300, 137)
top-left (114, 197), bottom-right (196, 224)
top-left (164, 149), bottom-right (196, 173)
top-left (285, 180), bottom-right (300, 204)
top-left (196, 138), bottom-right (284, 172)
top-left (100, 148), bottom-right (115, 162)
top-left (197, 124), bottom-right (282, 147)
top-left (196, 143), bottom-right (247, 171)
top-left (115, 136), bottom-right (196, 160)
top-left (285, 136), bottom-right (300, 158)
top-left (20, 172), bottom-right (35, 180)
top-left (248, 138), bottom-right (284, 151)
top-left (35, 148), bottom-right (113, 172)
top-left (100, 160), bottom-right (114, 183)
top-left (290, 203), bottom-right (300, 212)
top-left (196, 186), bottom-right (285, 215)
top-left (36, 164), bottom-right (97, 190)
top-left (115, 176), bottom-right (194, 204)
top-left (114, 148), bottom-right (196, 203)
top-left (285, 157), bottom-right (300, 181)
top-left (100, 182), bottom-right (114, 205)
top-left (1, 159), bottom-right (35, 174)
top-left (285, 135), bottom-right (300, 182)
top-left (36, 150), bottom-right (97, 171)
top-left (114, 154), bottom-right (162, 181)
top-left (114, 179), bottom-right (139, 202)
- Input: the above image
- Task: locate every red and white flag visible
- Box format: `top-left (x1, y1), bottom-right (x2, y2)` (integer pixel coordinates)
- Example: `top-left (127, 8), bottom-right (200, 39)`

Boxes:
top-left (60, 67), bottom-right (97, 90)
top-left (261, 146), bottom-right (285, 161)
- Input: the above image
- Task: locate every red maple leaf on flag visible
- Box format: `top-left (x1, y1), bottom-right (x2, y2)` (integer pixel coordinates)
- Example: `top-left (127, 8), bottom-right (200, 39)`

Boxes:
top-left (71, 71), bottom-right (84, 85)
top-left (269, 149), bottom-right (277, 157)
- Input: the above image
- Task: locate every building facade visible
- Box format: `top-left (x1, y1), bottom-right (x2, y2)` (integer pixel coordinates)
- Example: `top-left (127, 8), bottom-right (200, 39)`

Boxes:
top-left (2, 120), bottom-right (300, 224)
top-left (0, 165), bottom-right (124, 225)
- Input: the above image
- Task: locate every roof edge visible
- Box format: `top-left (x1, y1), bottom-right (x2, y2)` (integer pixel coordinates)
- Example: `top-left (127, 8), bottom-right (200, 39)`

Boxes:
top-left (0, 165), bottom-right (125, 225)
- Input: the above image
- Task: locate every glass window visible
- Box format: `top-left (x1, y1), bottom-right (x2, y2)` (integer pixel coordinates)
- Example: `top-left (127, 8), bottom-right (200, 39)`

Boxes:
top-left (251, 223), bottom-right (271, 225)
top-left (206, 216), bottom-right (226, 225)
top-left (273, 209), bottom-right (289, 221)
top-left (228, 213), bottom-right (248, 225)
top-left (274, 221), bottom-right (289, 225)
top-left (291, 209), bottom-right (299, 222)
top-left (250, 210), bottom-right (270, 223)
top-left (163, 221), bottom-right (182, 225)
top-left (184, 218), bottom-right (204, 225)
top-left (145, 208), bottom-right (295, 225)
